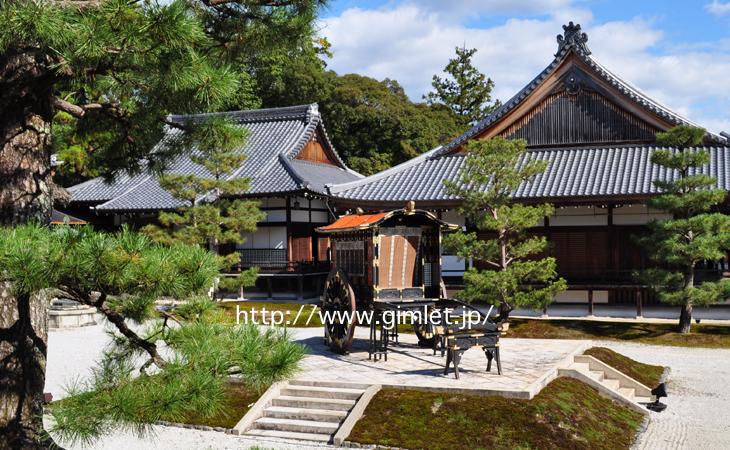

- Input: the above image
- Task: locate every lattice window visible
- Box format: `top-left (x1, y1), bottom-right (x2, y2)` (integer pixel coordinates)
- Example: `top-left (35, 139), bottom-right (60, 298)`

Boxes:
top-left (335, 240), bottom-right (365, 276)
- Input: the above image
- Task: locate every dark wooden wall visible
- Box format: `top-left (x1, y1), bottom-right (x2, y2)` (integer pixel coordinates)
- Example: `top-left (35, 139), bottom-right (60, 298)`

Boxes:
top-left (502, 90), bottom-right (659, 147)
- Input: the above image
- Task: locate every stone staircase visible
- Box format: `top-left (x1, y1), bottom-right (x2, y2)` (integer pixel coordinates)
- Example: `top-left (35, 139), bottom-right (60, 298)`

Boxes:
top-left (558, 354), bottom-right (654, 413)
top-left (241, 380), bottom-right (371, 443)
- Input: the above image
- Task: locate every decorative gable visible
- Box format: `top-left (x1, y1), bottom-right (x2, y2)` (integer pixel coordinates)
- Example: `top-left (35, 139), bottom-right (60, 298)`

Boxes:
top-left (295, 130), bottom-right (339, 166)
top-left (439, 22), bottom-right (726, 155)
top-left (500, 70), bottom-right (660, 147)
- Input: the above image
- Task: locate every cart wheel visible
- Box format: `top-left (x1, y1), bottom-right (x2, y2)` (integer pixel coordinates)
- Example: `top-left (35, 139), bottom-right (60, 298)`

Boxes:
top-left (322, 268), bottom-right (357, 353)
top-left (413, 322), bottom-right (436, 348)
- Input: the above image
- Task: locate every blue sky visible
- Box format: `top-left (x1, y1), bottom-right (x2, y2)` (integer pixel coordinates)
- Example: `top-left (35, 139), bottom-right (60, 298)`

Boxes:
top-left (318, 0), bottom-right (730, 133)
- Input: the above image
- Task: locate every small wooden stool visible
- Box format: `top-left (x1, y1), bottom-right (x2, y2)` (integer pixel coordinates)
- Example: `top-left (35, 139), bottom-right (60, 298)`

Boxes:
top-left (443, 333), bottom-right (502, 379)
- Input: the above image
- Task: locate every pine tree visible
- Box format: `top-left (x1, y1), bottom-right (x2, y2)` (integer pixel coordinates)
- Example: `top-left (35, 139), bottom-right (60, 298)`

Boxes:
top-left (0, 225), bottom-right (304, 447)
top-left (637, 125), bottom-right (730, 333)
top-left (425, 46), bottom-right (500, 127)
top-left (141, 115), bottom-right (265, 294)
top-left (0, 1), bottom-right (321, 446)
top-left (443, 137), bottom-right (566, 322)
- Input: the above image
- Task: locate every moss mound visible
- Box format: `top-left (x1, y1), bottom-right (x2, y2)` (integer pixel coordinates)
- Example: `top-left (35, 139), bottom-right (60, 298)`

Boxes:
top-left (349, 377), bottom-right (644, 450)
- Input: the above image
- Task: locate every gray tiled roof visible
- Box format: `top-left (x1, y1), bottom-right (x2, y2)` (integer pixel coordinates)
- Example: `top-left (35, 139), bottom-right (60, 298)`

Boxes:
top-left (69, 104), bottom-right (361, 212)
top-left (328, 146), bottom-right (730, 202)
top-left (438, 46), bottom-right (727, 156)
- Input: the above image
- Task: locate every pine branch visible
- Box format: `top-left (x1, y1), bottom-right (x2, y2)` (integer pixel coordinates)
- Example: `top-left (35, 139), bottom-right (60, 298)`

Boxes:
top-left (52, 97), bottom-right (98, 118)
top-left (97, 302), bottom-right (168, 369)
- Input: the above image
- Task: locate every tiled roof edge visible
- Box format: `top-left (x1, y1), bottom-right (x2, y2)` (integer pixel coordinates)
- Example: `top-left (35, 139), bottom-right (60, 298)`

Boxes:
top-left (94, 174), bottom-right (154, 210)
top-left (326, 146), bottom-right (443, 195)
top-left (167, 104), bottom-right (315, 125)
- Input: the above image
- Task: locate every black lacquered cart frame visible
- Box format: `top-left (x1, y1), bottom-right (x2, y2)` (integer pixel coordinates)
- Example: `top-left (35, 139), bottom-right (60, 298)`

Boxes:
top-left (316, 205), bottom-right (502, 377)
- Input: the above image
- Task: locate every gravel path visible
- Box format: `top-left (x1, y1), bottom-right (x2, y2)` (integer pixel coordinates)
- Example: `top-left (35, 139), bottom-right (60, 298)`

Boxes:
top-left (595, 341), bottom-right (730, 450)
top-left (45, 323), bottom-right (337, 450)
top-left (46, 323), bottom-right (730, 449)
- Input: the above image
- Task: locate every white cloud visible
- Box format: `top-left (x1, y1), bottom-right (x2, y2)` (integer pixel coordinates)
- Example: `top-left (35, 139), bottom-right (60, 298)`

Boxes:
top-left (416, 0), bottom-right (573, 19)
top-left (706, 1), bottom-right (730, 16)
top-left (320, 3), bottom-right (730, 133)
top-left (321, 4), bottom-right (590, 102)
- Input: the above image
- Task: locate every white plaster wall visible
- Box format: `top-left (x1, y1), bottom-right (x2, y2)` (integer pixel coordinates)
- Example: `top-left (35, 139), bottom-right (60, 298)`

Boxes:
top-left (264, 210), bottom-right (286, 222)
top-left (612, 204), bottom-right (672, 225)
top-left (311, 211), bottom-right (329, 223)
top-left (550, 206), bottom-right (608, 226)
top-left (440, 210), bottom-right (466, 276)
top-left (553, 290), bottom-right (609, 303)
top-left (310, 198), bottom-right (326, 209)
top-left (239, 226), bottom-right (287, 249)
top-left (291, 210), bottom-right (310, 222)
top-left (261, 197), bottom-right (286, 208)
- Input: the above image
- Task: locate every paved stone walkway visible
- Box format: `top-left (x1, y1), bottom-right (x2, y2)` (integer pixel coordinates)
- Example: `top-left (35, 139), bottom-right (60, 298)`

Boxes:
top-left (47, 323), bottom-right (730, 449)
top-left (291, 327), bottom-right (583, 395)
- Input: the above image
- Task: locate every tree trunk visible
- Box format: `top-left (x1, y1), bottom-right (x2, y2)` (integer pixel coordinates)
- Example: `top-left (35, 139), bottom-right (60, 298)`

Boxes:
top-left (0, 282), bottom-right (55, 449)
top-left (679, 267), bottom-right (695, 334)
top-left (679, 303), bottom-right (693, 334)
top-left (0, 50), bottom-right (55, 226)
top-left (497, 300), bottom-right (513, 323)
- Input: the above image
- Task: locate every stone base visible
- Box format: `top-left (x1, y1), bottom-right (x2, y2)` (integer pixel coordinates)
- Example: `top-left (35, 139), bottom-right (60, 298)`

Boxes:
top-left (48, 305), bottom-right (97, 329)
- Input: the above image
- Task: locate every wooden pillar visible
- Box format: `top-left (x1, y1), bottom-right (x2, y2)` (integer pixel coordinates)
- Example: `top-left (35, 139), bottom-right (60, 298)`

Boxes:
top-left (635, 289), bottom-right (643, 318)
top-left (266, 277), bottom-right (273, 300)
top-left (588, 289), bottom-right (594, 316)
top-left (286, 197), bottom-right (292, 271)
top-left (297, 274), bottom-right (304, 301)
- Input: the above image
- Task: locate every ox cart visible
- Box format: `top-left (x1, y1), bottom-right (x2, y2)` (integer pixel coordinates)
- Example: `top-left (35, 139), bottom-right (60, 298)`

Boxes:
top-left (316, 203), bottom-right (502, 378)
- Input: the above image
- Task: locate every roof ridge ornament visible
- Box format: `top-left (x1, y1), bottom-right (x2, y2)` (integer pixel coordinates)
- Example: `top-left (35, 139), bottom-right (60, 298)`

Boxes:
top-left (556, 22), bottom-right (591, 56)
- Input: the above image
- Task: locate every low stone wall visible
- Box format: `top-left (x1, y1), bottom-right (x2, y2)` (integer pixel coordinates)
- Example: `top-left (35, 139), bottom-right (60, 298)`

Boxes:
top-left (48, 303), bottom-right (97, 329)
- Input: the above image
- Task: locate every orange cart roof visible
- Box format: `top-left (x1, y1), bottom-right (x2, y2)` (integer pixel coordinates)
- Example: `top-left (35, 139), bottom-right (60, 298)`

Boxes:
top-left (317, 213), bottom-right (387, 232)
top-left (317, 208), bottom-right (459, 234)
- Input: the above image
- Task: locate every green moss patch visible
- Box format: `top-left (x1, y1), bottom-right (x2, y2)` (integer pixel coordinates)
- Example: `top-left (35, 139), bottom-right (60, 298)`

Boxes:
top-left (348, 378), bottom-right (644, 450)
top-left (508, 318), bottom-right (730, 349)
top-left (160, 382), bottom-right (260, 429)
top-left (584, 347), bottom-right (664, 387)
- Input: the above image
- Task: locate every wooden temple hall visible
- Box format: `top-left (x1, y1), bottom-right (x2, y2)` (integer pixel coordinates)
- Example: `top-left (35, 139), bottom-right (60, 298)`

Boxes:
top-left (324, 22), bottom-right (730, 310)
top-left (66, 104), bottom-right (364, 298)
top-left (66, 23), bottom-right (730, 308)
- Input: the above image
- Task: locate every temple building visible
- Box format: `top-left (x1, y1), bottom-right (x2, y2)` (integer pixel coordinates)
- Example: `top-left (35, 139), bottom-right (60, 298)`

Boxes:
top-left (325, 22), bottom-right (730, 310)
top-left (66, 23), bottom-right (730, 309)
top-left (66, 104), bottom-right (362, 299)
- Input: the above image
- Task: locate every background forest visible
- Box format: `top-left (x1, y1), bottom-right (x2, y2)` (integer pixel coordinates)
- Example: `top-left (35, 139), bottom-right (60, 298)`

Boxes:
top-left (53, 2), bottom-right (497, 183)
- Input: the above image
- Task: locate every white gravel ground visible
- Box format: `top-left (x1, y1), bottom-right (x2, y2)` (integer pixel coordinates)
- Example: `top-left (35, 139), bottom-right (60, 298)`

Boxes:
top-left (45, 322), bottom-right (730, 449)
top-left (596, 341), bottom-right (730, 450)
top-left (45, 322), bottom-right (337, 450)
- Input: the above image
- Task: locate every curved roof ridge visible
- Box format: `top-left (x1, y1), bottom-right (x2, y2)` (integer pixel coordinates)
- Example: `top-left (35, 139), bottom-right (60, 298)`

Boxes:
top-left (436, 24), bottom-right (727, 156)
top-left (168, 103), bottom-right (317, 124)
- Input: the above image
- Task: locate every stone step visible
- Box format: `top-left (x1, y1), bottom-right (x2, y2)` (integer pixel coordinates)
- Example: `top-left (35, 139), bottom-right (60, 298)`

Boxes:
top-left (588, 370), bottom-right (604, 382)
top-left (289, 379), bottom-right (372, 391)
top-left (281, 385), bottom-right (364, 401)
top-left (254, 417), bottom-right (340, 435)
top-left (245, 428), bottom-right (332, 443)
top-left (618, 387), bottom-right (636, 399)
top-left (603, 378), bottom-right (620, 390)
top-left (634, 396), bottom-right (652, 404)
top-left (569, 362), bottom-right (590, 373)
top-left (264, 406), bottom-right (347, 422)
top-left (273, 396), bottom-right (356, 412)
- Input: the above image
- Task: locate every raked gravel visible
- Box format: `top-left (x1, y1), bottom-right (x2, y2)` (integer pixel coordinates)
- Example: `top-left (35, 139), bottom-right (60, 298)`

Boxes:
top-left (45, 322), bottom-right (730, 449)
top-left (595, 341), bottom-right (730, 450)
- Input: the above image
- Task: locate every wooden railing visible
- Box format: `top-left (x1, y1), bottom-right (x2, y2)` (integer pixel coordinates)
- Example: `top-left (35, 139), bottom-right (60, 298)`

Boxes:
top-left (238, 248), bottom-right (329, 273)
